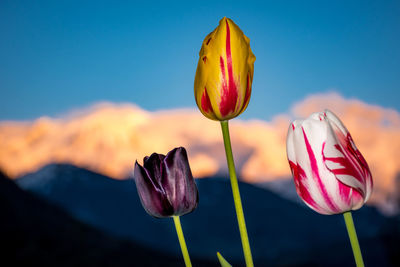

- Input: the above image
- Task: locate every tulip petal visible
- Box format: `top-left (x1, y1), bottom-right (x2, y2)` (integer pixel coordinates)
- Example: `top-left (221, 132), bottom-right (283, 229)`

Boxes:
top-left (287, 122), bottom-right (327, 212)
top-left (322, 110), bottom-right (373, 202)
top-left (239, 74), bottom-right (251, 113)
top-left (134, 161), bottom-right (174, 218)
top-left (162, 147), bottom-right (198, 216)
top-left (286, 122), bottom-right (297, 164)
top-left (219, 19), bottom-right (238, 118)
top-left (288, 120), bottom-right (338, 214)
top-left (299, 122), bottom-right (342, 214)
top-left (200, 87), bottom-right (217, 120)
top-left (143, 153), bottom-right (165, 184)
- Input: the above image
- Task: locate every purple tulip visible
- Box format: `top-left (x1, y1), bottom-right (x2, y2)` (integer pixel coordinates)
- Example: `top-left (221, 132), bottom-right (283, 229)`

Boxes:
top-left (286, 110), bottom-right (373, 215)
top-left (134, 147), bottom-right (199, 218)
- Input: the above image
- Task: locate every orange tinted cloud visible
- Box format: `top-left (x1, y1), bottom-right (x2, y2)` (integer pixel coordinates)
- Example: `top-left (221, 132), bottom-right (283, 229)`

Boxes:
top-left (0, 103), bottom-right (224, 179)
top-left (0, 93), bottom-right (399, 212)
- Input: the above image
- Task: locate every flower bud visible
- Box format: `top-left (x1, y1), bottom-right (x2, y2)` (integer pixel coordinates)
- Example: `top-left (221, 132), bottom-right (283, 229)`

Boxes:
top-left (134, 147), bottom-right (199, 218)
top-left (194, 17), bottom-right (256, 121)
top-left (286, 110), bottom-right (373, 215)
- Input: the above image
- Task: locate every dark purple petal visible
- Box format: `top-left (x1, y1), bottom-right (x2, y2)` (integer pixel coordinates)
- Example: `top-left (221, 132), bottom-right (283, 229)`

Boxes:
top-left (134, 161), bottom-right (174, 218)
top-left (161, 147), bottom-right (199, 216)
top-left (143, 153), bottom-right (165, 184)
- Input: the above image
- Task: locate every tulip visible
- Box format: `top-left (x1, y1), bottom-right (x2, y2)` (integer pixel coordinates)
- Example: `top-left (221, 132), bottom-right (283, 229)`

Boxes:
top-left (134, 147), bottom-right (197, 267)
top-left (134, 147), bottom-right (198, 218)
top-left (194, 17), bottom-right (255, 266)
top-left (286, 109), bottom-right (373, 215)
top-left (194, 17), bottom-right (256, 121)
top-left (287, 110), bottom-right (372, 267)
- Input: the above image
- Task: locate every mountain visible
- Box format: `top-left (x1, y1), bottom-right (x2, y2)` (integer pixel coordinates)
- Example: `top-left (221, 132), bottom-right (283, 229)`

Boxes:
top-left (0, 170), bottom-right (218, 266)
top-left (16, 164), bottom-right (400, 266)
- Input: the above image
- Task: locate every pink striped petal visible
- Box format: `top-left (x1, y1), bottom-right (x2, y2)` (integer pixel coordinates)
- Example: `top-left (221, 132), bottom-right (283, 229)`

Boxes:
top-left (286, 110), bottom-right (373, 215)
top-left (323, 110), bottom-right (373, 203)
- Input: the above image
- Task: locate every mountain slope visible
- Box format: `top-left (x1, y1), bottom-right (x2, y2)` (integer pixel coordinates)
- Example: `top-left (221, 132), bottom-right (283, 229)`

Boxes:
top-left (0, 170), bottom-right (218, 267)
top-left (16, 164), bottom-right (400, 266)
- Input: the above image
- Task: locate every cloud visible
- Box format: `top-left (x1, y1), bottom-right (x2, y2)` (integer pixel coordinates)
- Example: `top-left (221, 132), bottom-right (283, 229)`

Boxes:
top-left (1, 93), bottom-right (399, 212)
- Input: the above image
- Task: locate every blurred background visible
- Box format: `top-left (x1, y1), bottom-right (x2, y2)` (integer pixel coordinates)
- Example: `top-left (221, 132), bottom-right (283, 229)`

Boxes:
top-left (1, 1), bottom-right (399, 266)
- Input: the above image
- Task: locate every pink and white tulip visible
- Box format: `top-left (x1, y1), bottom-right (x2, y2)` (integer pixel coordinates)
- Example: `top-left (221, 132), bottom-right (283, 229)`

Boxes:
top-left (286, 110), bottom-right (373, 215)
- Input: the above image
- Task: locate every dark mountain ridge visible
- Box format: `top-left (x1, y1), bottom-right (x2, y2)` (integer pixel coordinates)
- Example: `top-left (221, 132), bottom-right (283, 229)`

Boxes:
top-left (14, 164), bottom-right (400, 266)
top-left (0, 170), bottom-right (218, 266)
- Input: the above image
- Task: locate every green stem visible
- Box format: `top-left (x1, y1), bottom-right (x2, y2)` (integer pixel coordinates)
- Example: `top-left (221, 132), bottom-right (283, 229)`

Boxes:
top-left (220, 120), bottom-right (254, 267)
top-left (343, 211), bottom-right (365, 267)
top-left (173, 216), bottom-right (192, 267)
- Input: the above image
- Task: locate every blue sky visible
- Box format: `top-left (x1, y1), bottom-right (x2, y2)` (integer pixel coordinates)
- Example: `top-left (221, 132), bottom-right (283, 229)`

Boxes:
top-left (1, 0), bottom-right (399, 121)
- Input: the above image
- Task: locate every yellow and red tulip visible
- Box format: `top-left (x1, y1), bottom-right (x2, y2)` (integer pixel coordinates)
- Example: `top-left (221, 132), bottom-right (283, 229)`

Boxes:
top-left (194, 17), bottom-right (256, 121)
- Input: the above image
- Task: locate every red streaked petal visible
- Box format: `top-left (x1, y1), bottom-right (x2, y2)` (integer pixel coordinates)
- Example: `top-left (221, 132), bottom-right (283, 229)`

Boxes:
top-left (289, 160), bottom-right (321, 212)
top-left (302, 128), bottom-right (340, 213)
top-left (322, 123), bottom-right (372, 200)
top-left (219, 20), bottom-right (238, 117)
top-left (220, 56), bottom-right (227, 91)
top-left (201, 87), bottom-right (213, 114)
top-left (239, 73), bottom-right (251, 113)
